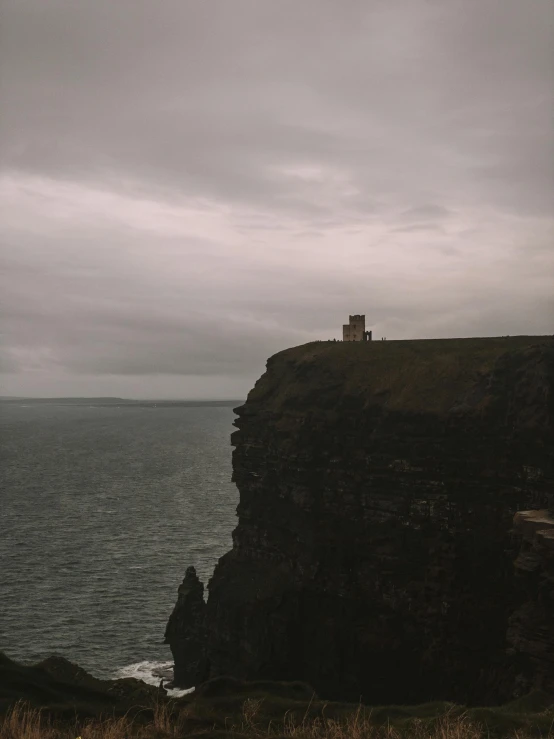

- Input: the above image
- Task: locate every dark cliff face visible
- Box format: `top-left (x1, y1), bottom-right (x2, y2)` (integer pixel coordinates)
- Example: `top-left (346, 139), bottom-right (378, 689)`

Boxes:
top-left (166, 336), bottom-right (554, 704)
top-left (508, 510), bottom-right (554, 696)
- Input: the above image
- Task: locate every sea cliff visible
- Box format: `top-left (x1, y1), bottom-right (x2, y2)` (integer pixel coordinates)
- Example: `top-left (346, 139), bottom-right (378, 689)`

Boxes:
top-left (166, 336), bottom-right (554, 704)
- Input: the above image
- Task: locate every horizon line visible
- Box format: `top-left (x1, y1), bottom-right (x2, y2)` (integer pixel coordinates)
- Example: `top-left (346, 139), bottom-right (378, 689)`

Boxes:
top-left (0, 396), bottom-right (245, 402)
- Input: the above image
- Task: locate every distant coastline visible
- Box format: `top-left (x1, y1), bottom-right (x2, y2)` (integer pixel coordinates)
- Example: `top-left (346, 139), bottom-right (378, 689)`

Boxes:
top-left (0, 397), bottom-right (243, 408)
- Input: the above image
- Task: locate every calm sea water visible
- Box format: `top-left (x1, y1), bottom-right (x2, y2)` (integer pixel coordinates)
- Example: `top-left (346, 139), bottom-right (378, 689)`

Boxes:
top-left (0, 401), bottom-right (240, 687)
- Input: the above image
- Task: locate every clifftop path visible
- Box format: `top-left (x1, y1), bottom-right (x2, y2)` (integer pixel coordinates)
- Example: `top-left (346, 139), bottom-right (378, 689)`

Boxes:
top-left (167, 336), bottom-right (554, 704)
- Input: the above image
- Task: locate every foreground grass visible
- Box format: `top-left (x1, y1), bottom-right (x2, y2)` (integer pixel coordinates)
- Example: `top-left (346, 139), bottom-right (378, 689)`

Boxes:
top-left (2, 699), bottom-right (554, 739)
top-left (2, 656), bottom-right (553, 738)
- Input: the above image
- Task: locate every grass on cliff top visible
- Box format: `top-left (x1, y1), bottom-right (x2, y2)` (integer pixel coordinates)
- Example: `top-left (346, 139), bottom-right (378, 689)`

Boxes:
top-left (2, 687), bottom-right (554, 739)
top-left (251, 335), bottom-right (553, 413)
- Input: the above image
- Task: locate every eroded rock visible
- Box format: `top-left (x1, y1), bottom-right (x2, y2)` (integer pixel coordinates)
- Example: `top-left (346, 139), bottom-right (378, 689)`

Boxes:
top-left (164, 566), bottom-right (208, 687)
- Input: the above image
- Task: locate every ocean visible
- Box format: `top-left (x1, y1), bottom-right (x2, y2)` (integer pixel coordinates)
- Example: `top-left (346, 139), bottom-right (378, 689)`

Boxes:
top-left (0, 400), bottom-right (240, 693)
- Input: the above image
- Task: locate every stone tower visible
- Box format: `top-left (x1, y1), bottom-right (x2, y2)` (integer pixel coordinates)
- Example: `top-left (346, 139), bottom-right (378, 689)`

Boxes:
top-left (343, 314), bottom-right (366, 341)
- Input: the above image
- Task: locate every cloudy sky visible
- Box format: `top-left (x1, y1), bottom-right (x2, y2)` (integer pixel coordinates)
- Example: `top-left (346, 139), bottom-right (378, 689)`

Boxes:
top-left (1, 0), bottom-right (553, 398)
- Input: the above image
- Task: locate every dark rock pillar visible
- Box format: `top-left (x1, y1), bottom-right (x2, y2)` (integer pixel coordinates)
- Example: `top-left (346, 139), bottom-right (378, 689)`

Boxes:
top-left (164, 566), bottom-right (208, 687)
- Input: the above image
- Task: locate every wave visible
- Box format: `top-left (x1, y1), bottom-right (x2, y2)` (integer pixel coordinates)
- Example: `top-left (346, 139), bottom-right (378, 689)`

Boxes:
top-left (114, 660), bottom-right (195, 697)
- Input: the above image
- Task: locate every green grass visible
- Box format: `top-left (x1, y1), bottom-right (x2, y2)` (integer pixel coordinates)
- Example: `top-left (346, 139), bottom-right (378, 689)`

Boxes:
top-left (245, 335), bottom-right (553, 414)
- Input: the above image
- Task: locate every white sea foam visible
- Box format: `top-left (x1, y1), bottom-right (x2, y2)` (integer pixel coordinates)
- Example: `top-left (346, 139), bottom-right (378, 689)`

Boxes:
top-left (114, 661), bottom-right (195, 697)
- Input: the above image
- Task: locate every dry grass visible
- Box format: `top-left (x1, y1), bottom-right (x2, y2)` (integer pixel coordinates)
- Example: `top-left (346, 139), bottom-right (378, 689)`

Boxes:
top-left (1, 700), bottom-right (553, 739)
top-left (230, 698), bottom-right (554, 737)
top-left (0, 701), bottom-right (188, 739)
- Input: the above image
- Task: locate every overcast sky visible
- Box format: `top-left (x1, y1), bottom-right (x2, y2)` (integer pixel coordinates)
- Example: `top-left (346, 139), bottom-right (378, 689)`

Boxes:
top-left (1, 0), bottom-right (553, 398)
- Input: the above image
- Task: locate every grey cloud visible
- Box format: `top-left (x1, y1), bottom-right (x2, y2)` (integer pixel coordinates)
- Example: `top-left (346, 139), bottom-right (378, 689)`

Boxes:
top-left (398, 205), bottom-right (453, 223)
top-left (391, 224), bottom-right (445, 234)
top-left (0, 0), bottom-right (553, 396)
top-left (2, 0), bottom-right (553, 218)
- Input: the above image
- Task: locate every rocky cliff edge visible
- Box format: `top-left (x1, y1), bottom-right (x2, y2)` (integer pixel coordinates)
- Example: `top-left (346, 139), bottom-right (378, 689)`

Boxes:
top-left (166, 336), bottom-right (554, 704)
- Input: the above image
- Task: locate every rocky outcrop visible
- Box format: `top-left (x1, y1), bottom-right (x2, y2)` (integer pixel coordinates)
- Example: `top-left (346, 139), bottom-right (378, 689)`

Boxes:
top-left (164, 566), bottom-right (208, 686)
top-left (508, 509), bottom-right (554, 696)
top-left (0, 652), bottom-right (164, 717)
top-left (166, 336), bottom-right (554, 704)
